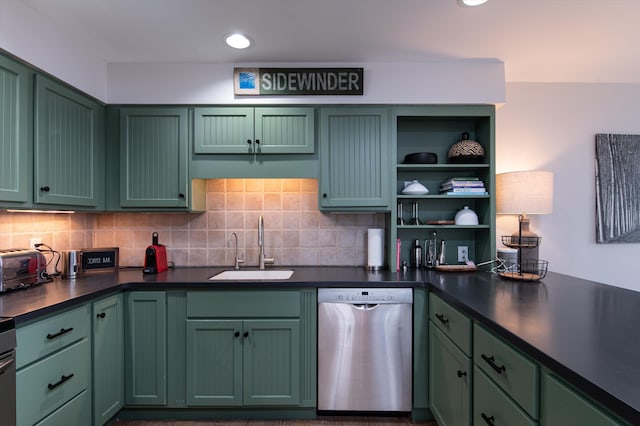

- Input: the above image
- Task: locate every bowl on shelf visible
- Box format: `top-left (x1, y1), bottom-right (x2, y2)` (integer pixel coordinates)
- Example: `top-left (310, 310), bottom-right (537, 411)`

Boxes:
top-left (404, 152), bottom-right (437, 164)
top-left (401, 180), bottom-right (429, 195)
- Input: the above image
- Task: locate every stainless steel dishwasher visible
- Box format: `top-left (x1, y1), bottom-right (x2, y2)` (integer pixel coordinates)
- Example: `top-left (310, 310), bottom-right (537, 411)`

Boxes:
top-left (317, 288), bottom-right (413, 412)
top-left (0, 317), bottom-right (16, 426)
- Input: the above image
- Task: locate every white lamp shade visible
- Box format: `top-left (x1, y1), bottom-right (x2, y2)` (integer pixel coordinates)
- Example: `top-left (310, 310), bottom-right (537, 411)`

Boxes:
top-left (496, 171), bottom-right (554, 215)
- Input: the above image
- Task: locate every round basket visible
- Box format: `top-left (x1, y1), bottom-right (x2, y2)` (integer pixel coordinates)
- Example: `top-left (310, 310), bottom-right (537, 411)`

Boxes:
top-left (448, 132), bottom-right (485, 163)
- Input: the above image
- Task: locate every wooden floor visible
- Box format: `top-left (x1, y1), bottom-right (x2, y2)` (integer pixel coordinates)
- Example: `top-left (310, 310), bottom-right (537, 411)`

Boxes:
top-left (113, 416), bottom-right (437, 425)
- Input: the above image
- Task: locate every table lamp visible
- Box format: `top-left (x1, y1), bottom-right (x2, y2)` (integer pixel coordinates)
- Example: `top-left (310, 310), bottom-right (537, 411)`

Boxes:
top-left (496, 170), bottom-right (554, 280)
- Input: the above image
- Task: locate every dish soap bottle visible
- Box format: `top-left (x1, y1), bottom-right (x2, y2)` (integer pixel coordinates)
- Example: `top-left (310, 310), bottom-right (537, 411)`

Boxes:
top-left (410, 239), bottom-right (423, 269)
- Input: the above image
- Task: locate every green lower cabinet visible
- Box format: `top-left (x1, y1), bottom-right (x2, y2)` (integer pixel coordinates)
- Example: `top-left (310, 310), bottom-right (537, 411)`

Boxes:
top-left (474, 367), bottom-right (536, 426)
top-left (34, 389), bottom-right (90, 426)
top-left (429, 322), bottom-right (471, 426)
top-left (93, 294), bottom-right (124, 425)
top-left (124, 291), bottom-right (167, 405)
top-left (541, 372), bottom-right (627, 426)
top-left (186, 318), bottom-right (301, 407)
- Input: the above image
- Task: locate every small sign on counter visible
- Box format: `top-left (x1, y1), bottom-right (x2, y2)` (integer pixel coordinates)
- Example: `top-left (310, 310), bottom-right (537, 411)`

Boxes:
top-left (81, 247), bottom-right (119, 272)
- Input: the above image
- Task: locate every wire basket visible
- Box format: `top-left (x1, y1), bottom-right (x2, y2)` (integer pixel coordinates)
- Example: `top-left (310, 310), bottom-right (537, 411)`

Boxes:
top-left (501, 235), bottom-right (542, 249)
top-left (498, 259), bottom-right (549, 281)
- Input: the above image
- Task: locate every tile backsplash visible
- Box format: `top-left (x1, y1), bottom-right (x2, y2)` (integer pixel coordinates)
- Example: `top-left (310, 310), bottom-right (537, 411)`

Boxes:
top-left (0, 179), bottom-right (387, 269)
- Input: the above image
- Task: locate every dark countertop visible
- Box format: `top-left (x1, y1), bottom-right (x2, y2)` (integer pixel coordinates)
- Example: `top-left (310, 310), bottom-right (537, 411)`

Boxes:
top-left (0, 265), bottom-right (638, 423)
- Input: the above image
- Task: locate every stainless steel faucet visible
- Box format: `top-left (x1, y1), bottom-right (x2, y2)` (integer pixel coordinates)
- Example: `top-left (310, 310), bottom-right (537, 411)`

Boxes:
top-left (227, 232), bottom-right (244, 270)
top-left (258, 214), bottom-right (275, 269)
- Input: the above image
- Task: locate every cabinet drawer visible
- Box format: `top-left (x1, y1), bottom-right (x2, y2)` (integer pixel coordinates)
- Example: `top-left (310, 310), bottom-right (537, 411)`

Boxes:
top-left (17, 338), bottom-right (90, 426)
top-left (16, 304), bottom-right (90, 368)
top-left (474, 367), bottom-right (536, 426)
top-left (541, 372), bottom-right (624, 426)
top-left (187, 291), bottom-right (301, 318)
top-left (429, 293), bottom-right (472, 356)
top-left (473, 324), bottom-right (539, 419)
top-left (34, 389), bottom-right (90, 426)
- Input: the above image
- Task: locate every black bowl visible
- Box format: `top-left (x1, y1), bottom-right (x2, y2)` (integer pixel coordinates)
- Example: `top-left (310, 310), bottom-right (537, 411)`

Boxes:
top-left (404, 152), bottom-right (437, 164)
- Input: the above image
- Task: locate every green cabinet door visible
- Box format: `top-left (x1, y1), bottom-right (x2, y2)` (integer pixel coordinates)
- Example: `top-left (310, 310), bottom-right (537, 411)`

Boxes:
top-left (34, 75), bottom-right (105, 208)
top-left (124, 291), bottom-right (167, 405)
top-left (429, 323), bottom-right (472, 426)
top-left (119, 108), bottom-right (189, 208)
top-left (185, 318), bottom-right (301, 407)
top-left (541, 372), bottom-right (627, 426)
top-left (93, 294), bottom-right (124, 425)
top-left (186, 319), bottom-right (244, 406)
top-left (0, 54), bottom-right (31, 206)
top-left (194, 107), bottom-right (314, 154)
top-left (319, 107), bottom-right (390, 210)
top-left (243, 319), bottom-right (300, 406)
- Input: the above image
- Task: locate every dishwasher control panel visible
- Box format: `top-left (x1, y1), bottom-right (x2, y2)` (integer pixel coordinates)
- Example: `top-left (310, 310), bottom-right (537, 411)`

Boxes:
top-left (318, 288), bottom-right (413, 304)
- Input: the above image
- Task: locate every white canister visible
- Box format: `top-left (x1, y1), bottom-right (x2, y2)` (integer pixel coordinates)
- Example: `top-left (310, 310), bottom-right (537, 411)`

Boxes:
top-left (454, 206), bottom-right (479, 225)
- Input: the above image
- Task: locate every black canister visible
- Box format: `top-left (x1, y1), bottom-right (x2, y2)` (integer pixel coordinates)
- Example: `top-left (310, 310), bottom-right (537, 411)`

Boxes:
top-left (410, 239), bottom-right (423, 269)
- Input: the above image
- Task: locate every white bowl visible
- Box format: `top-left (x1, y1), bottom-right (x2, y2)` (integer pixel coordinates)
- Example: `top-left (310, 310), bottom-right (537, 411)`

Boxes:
top-left (401, 180), bottom-right (429, 195)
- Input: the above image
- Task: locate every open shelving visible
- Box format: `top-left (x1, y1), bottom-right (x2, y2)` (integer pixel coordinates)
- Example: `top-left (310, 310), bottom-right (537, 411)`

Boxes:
top-left (389, 106), bottom-right (496, 269)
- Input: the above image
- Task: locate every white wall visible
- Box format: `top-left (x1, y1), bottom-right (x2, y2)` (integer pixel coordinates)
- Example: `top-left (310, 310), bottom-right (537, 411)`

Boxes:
top-left (106, 61), bottom-right (505, 105)
top-left (0, 0), bottom-right (107, 100)
top-left (497, 82), bottom-right (640, 291)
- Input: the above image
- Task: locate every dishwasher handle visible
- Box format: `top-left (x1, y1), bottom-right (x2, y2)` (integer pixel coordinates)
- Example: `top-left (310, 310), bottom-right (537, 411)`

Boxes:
top-left (352, 303), bottom-right (379, 310)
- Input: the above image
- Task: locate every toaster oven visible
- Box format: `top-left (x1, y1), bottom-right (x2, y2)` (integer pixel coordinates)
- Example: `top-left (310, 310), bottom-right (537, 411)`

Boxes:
top-left (0, 249), bottom-right (49, 292)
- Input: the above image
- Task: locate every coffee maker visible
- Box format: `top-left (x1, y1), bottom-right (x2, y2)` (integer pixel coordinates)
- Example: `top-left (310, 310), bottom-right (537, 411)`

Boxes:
top-left (143, 232), bottom-right (168, 274)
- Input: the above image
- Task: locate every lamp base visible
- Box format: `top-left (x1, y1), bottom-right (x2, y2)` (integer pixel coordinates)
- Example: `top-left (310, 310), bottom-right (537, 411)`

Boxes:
top-left (510, 216), bottom-right (540, 275)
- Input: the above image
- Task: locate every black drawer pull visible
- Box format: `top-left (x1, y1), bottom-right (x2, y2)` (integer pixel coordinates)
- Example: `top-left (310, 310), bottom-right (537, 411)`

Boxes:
top-left (40, 186), bottom-right (50, 192)
top-left (435, 313), bottom-right (449, 326)
top-left (457, 370), bottom-right (467, 378)
top-left (481, 413), bottom-right (495, 426)
top-left (46, 327), bottom-right (74, 340)
top-left (96, 312), bottom-right (106, 319)
top-left (48, 373), bottom-right (74, 391)
top-left (481, 354), bottom-right (506, 374)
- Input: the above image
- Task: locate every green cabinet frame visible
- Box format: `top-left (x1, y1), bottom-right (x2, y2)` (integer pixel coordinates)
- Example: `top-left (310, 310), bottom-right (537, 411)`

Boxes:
top-left (194, 107), bottom-right (314, 154)
top-left (319, 107), bottom-right (391, 210)
top-left (34, 75), bottom-right (105, 209)
top-left (124, 291), bottom-right (167, 406)
top-left (0, 54), bottom-right (31, 206)
top-left (93, 293), bottom-right (124, 425)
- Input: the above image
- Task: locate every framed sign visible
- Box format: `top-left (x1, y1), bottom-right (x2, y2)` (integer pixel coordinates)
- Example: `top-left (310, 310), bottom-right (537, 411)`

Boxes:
top-left (234, 67), bottom-right (364, 96)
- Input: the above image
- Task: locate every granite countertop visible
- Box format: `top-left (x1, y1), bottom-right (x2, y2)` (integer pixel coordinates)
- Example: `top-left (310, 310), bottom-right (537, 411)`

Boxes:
top-left (0, 265), bottom-right (638, 423)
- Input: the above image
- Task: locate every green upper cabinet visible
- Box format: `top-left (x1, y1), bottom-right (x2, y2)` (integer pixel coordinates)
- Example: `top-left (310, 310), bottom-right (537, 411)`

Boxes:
top-left (118, 107), bottom-right (191, 208)
top-left (34, 75), bottom-right (105, 209)
top-left (93, 293), bottom-right (124, 426)
top-left (0, 55), bottom-right (31, 206)
top-left (194, 107), bottom-right (314, 154)
top-left (319, 107), bottom-right (391, 210)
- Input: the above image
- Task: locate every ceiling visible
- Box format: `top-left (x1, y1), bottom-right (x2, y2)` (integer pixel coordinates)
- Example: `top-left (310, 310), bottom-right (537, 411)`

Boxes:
top-left (21, 0), bottom-right (640, 83)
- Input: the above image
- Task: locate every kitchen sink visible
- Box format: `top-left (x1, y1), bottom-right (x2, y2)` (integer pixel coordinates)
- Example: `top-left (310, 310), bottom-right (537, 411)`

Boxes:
top-left (209, 269), bottom-right (294, 281)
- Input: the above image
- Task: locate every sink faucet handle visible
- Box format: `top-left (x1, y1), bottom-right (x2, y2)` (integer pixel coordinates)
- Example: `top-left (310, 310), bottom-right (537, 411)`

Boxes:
top-left (234, 256), bottom-right (245, 270)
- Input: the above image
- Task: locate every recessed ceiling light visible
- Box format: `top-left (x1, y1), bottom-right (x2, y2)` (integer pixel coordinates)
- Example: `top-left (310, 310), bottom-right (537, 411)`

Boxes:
top-left (225, 33), bottom-right (252, 49)
top-left (458, 0), bottom-right (488, 6)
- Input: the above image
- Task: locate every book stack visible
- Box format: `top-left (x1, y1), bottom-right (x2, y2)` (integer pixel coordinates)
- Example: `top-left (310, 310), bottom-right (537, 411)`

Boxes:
top-left (440, 177), bottom-right (488, 195)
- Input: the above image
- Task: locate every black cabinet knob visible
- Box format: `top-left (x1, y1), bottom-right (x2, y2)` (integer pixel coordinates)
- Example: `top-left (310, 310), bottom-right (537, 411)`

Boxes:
top-left (255, 139), bottom-right (260, 145)
top-left (247, 139), bottom-right (252, 144)
top-left (178, 193), bottom-right (185, 198)
top-left (322, 193), bottom-right (328, 198)
top-left (96, 312), bottom-right (106, 319)
top-left (234, 331), bottom-right (240, 338)
top-left (243, 331), bottom-right (249, 338)
top-left (40, 186), bottom-right (50, 192)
